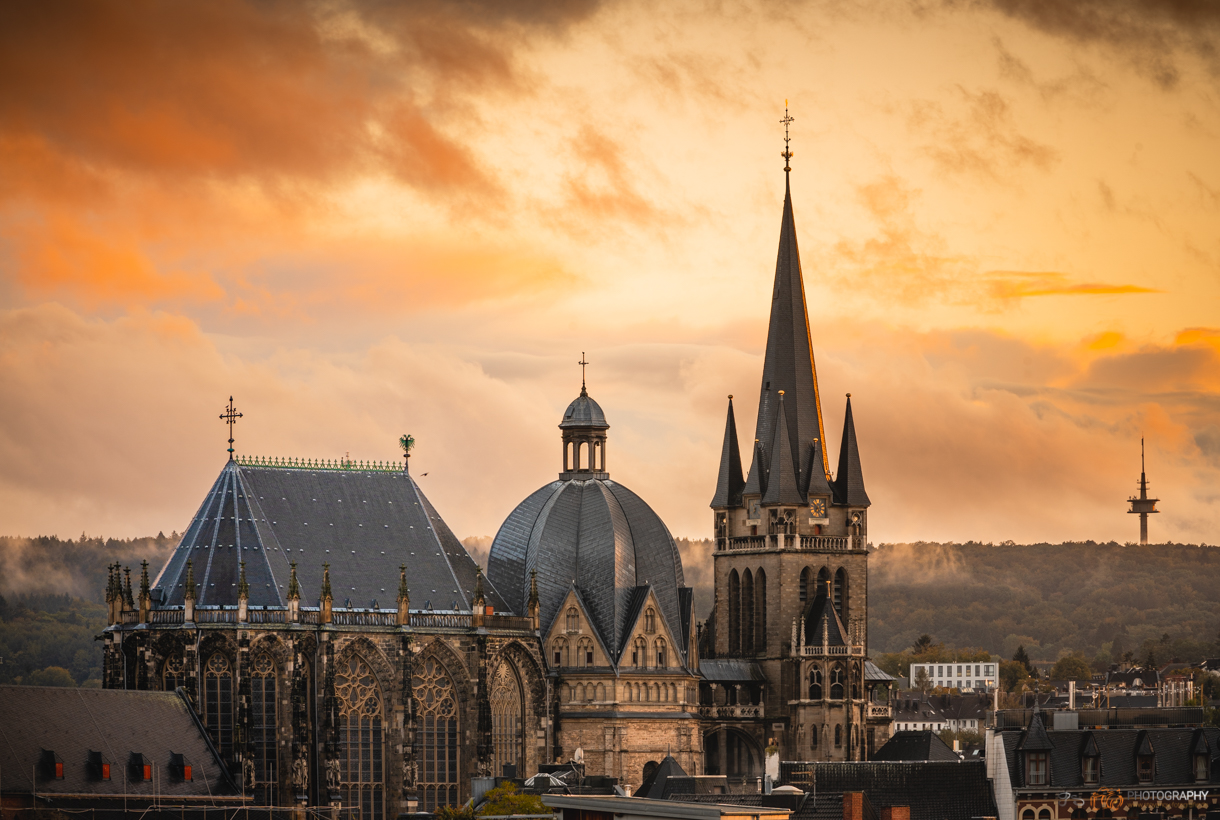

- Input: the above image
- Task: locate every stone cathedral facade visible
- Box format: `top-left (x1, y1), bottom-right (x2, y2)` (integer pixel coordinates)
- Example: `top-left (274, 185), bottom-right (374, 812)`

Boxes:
top-left (101, 163), bottom-right (891, 819)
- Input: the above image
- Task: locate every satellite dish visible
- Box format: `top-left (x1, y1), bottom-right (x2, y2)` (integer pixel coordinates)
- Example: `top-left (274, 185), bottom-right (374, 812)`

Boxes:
top-left (573, 747), bottom-right (584, 764)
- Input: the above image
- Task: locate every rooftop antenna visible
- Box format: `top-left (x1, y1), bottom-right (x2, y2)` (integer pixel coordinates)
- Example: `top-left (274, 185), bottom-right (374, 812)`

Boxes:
top-left (781, 100), bottom-right (794, 173)
top-left (578, 352), bottom-right (589, 396)
top-left (219, 396), bottom-right (242, 460)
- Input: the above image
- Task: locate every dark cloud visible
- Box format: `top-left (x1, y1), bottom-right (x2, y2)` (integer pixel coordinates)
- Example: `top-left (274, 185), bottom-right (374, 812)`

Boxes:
top-left (977, 0), bottom-right (1220, 88)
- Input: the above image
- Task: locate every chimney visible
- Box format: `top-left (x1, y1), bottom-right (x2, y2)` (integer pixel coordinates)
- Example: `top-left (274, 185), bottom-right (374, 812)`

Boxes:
top-left (880, 808), bottom-right (911, 820)
top-left (843, 792), bottom-right (865, 820)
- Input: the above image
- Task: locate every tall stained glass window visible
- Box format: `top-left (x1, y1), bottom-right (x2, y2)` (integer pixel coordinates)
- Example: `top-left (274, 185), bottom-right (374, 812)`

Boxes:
top-left (204, 654), bottom-right (234, 758)
top-left (415, 657), bottom-right (459, 811)
top-left (251, 653), bottom-right (277, 804)
top-left (490, 661), bottom-right (524, 778)
top-left (337, 656), bottom-right (384, 820)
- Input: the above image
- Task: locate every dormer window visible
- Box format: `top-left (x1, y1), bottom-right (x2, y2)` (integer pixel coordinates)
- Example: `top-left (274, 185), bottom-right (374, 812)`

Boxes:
top-left (1194, 753), bottom-right (1209, 782)
top-left (1137, 755), bottom-right (1154, 784)
top-left (40, 750), bottom-right (63, 780)
top-left (1027, 752), bottom-right (1048, 786)
top-left (1083, 755), bottom-right (1099, 785)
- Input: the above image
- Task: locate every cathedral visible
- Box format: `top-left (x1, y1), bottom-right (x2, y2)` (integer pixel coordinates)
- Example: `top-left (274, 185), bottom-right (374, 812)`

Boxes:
top-left (101, 158), bottom-right (892, 820)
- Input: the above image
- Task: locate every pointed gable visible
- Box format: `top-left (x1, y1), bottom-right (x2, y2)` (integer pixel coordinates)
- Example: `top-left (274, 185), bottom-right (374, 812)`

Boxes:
top-left (745, 175), bottom-right (829, 499)
top-left (1019, 712), bottom-right (1054, 752)
top-left (803, 584), bottom-right (848, 646)
top-left (543, 584), bottom-right (614, 668)
top-left (833, 395), bottom-right (871, 507)
top-left (762, 393), bottom-right (804, 506)
top-left (710, 397), bottom-right (745, 508)
top-left (618, 584), bottom-right (688, 671)
top-left (805, 438), bottom-right (833, 497)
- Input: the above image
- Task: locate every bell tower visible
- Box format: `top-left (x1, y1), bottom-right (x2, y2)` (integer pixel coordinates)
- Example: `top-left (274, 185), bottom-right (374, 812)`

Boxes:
top-left (559, 356), bottom-right (609, 480)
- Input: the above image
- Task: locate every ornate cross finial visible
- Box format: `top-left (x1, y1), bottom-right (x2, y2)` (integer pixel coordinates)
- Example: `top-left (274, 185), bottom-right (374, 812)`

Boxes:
top-left (220, 396), bottom-right (243, 459)
top-left (578, 352), bottom-right (589, 396)
top-left (781, 100), bottom-right (794, 173)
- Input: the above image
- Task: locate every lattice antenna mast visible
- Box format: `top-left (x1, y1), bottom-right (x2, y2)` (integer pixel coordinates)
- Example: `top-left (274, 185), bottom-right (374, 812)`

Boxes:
top-left (220, 396), bottom-right (243, 460)
top-left (781, 100), bottom-right (794, 173)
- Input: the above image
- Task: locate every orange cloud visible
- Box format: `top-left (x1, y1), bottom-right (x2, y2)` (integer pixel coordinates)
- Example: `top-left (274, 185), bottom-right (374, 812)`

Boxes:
top-left (984, 271), bottom-right (1162, 299)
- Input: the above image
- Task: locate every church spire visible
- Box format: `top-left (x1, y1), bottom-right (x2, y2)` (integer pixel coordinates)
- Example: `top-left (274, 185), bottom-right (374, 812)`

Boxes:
top-left (744, 141), bottom-right (828, 501)
top-left (832, 394), bottom-right (870, 507)
top-left (710, 396), bottom-right (745, 508)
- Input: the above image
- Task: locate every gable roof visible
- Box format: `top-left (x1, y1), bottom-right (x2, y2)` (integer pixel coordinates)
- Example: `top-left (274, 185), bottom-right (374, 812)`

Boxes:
top-left (1018, 712), bottom-right (1054, 751)
top-left (153, 460), bottom-right (505, 613)
top-left (0, 685), bottom-right (238, 798)
top-left (779, 761), bottom-right (997, 820)
top-left (636, 754), bottom-right (690, 799)
top-left (872, 731), bottom-right (960, 762)
top-left (803, 585), bottom-right (848, 647)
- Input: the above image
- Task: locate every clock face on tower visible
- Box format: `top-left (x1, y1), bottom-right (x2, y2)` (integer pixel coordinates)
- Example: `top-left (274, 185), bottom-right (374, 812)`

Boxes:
top-left (810, 498), bottom-right (828, 518)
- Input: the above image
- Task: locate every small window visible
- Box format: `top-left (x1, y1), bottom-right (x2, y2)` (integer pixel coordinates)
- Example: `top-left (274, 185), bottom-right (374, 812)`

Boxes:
top-left (184, 765), bottom-right (192, 781)
top-left (645, 609), bottom-right (656, 634)
top-left (1195, 754), bottom-right (1209, 782)
top-left (811, 726), bottom-right (818, 749)
top-left (585, 649), bottom-right (593, 665)
top-left (834, 724), bottom-right (843, 746)
top-left (143, 764), bottom-right (152, 782)
top-left (1027, 752), bottom-right (1048, 785)
top-left (102, 763), bottom-right (111, 780)
top-left (554, 650), bottom-right (561, 665)
top-left (566, 608), bottom-right (578, 632)
top-left (1083, 756), bottom-right (1099, 785)
top-left (55, 762), bottom-right (64, 779)
top-left (1137, 756), bottom-right (1154, 784)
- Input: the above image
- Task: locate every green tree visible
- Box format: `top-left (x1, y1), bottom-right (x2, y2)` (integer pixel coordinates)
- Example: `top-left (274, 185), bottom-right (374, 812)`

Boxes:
top-left (26, 666), bottom-right (75, 687)
top-left (912, 634), bottom-right (934, 654)
top-left (1013, 645), bottom-right (1033, 673)
top-left (999, 660), bottom-right (1029, 693)
top-left (1050, 654), bottom-right (1093, 681)
top-left (477, 782), bottom-right (547, 816)
top-left (913, 667), bottom-right (932, 694)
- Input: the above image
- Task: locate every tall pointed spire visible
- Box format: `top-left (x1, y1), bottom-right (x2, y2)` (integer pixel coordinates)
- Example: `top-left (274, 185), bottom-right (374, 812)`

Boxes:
top-left (744, 147), bottom-right (828, 502)
top-left (805, 437), bottom-right (833, 497)
top-left (762, 392), bottom-right (804, 506)
top-left (832, 394), bottom-right (870, 507)
top-left (710, 396), bottom-right (745, 508)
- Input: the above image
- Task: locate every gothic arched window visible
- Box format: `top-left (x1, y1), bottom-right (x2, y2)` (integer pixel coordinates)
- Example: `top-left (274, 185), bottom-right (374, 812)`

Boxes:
top-left (851, 663), bottom-right (861, 700)
top-left (490, 662), bottom-right (524, 778)
top-left (830, 664), bottom-right (845, 700)
top-left (654, 638), bottom-right (667, 668)
top-left (834, 724), bottom-right (843, 747)
top-left (565, 608), bottom-right (579, 632)
top-left (811, 725), bottom-right (819, 749)
top-left (645, 608), bottom-right (656, 634)
top-left (203, 654), bottom-right (233, 758)
top-left (633, 637), bottom-right (647, 667)
top-left (577, 637), bottom-right (594, 667)
top-left (741, 569), bottom-right (755, 655)
top-left (162, 655), bottom-right (186, 693)
top-left (808, 668), bottom-right (823, 700)
top-left (415, 657), bottom-right (459, 811)
top-left (250, 653), bottom-right (278, 802)
top-left (817, 567), bottom-right (830, 598)
top-left (551, 638), bottom-right (568, 668)
top-left (337, 655), bottom-right (384, 820)
top-left (834, 567), bottom-right (848, 621)
top-left (754, 569), bottom-right (767, 653)
top-left (799, 567), bottom-right (811, 602)
top-left (727, 570), bottom-right (741, 655)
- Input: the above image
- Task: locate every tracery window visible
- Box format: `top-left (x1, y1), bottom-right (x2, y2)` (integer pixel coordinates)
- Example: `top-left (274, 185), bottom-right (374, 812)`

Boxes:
top-left (741, 569), bottom-right (755, 655)
top-left (577, 637), bottom-right (594, 667)
top-left (655, 638), bottom-right (667, 668)
top-left (163, 656), bottom-right (186, 693)
top-left (830, 664), bottom-right (845, 700)
top-left (808, 668), bottom-right (823, 700)
top-left (415, 657), bottom-right (459, 811)
top-left (250, 653), bottom-right (277, 803)
top-left (203, 654), bottom-right (233, 758)
top-left (633, 637), bottom-right (646, 668)
top-left (337, 655), bottom-right (384, 820)
top-left (565, 608), bottom-right (579, 632)
top-left (645, 609), bottom-right (656, 634)
top-left (490, 662), bottom-right (524, 778)
top-left (551, 638), bottom-right (568, 668)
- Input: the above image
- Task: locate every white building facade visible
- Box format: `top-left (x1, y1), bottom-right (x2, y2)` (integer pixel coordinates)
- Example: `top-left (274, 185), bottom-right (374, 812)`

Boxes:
top-left (910, 661), bottom-right (998, 691)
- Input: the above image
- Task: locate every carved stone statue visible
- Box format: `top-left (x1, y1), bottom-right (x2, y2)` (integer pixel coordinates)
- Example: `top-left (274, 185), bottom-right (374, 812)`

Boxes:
top-left (242, 756), bottom-right (255, 789)
top-left (325, 757), bottom-right (341, 791)
top-left (292, 755), bottom-right (308, 792)
top-left (403, 758), bottom-right (418, 789)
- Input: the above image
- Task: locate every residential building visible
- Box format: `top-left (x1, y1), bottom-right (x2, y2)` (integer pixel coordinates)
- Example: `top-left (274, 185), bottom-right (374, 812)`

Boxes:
top-left (908, 661), bottom-right (998, 692)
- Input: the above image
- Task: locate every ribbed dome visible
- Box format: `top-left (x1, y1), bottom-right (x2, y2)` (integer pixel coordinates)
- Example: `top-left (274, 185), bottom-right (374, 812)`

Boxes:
top-left (487, 477), bottom-right (685, 662)
top-left (559, 388), bottom-right (609, 429)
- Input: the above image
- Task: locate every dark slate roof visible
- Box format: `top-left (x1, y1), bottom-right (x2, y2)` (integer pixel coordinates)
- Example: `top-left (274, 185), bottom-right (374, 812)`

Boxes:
top-left (0, 685), bottom-right (237, 797)
top-left (710, 396), bottom-right (745, 508)
top-left (1106, 668), bottom-right (1159, 687)
top-left (744, 174), bottom-right (830, 503)
top-left (779, 761), bottom-right (997, 820)
top-left (152, 460), bottom-right (505, 612)
top-left (804, 438), bottom-right (833, 498)
top-left (865, 661), bottom-right (896, 682)
top-left (871, 731), bottom-right (960, 762)
top-left (636, 755), bottom-right (690, 799)
top-left (803, 586), bottom-right (847, 647)
top-left (699, 659), bottom-right (768, 682)
top-left (487, 477), bottom-right (688, 665)
top-left (1018, 712), bottom-right (1054, 751)
top-left (832, 395), bottom-right (870, 508)
top-left (559, 386), bottom-right (609, 429)
top-left (763, 394), bottom-right (804, 507)
top-left (999, 725), bottom-right (1220, 788)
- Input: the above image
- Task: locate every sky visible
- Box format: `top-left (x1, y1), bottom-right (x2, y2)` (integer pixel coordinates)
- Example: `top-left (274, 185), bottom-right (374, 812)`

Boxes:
top-left (1, 0), bottom-right (1218, 548)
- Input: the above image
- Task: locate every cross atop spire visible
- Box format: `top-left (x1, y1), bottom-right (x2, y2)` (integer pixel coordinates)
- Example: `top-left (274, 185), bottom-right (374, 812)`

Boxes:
top-left (220, 396), bottom-right (242, 459)
top-left (781, 101), bottom-right (794, 173)
top-left (578, 352), bottom-right (589, 396)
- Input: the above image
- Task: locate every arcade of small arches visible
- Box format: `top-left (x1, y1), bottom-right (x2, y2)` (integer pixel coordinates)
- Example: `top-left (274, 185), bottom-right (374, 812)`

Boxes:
top-left (562, 435), bottom-right (606, 473)
top-left (560, 680), bottom-right (690, 704)
top-left (725, 568), bottom-right (767, 656)
top-left (803, 660), bottom-right (863, 702)
top-left (799, 565), bottom-right (850, 621)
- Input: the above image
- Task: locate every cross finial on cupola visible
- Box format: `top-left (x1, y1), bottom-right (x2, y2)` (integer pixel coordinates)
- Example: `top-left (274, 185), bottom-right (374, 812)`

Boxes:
top-left (219, 396), bottom-right (243, 460)
top-left (578, 352), bottom-right (589, 397)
